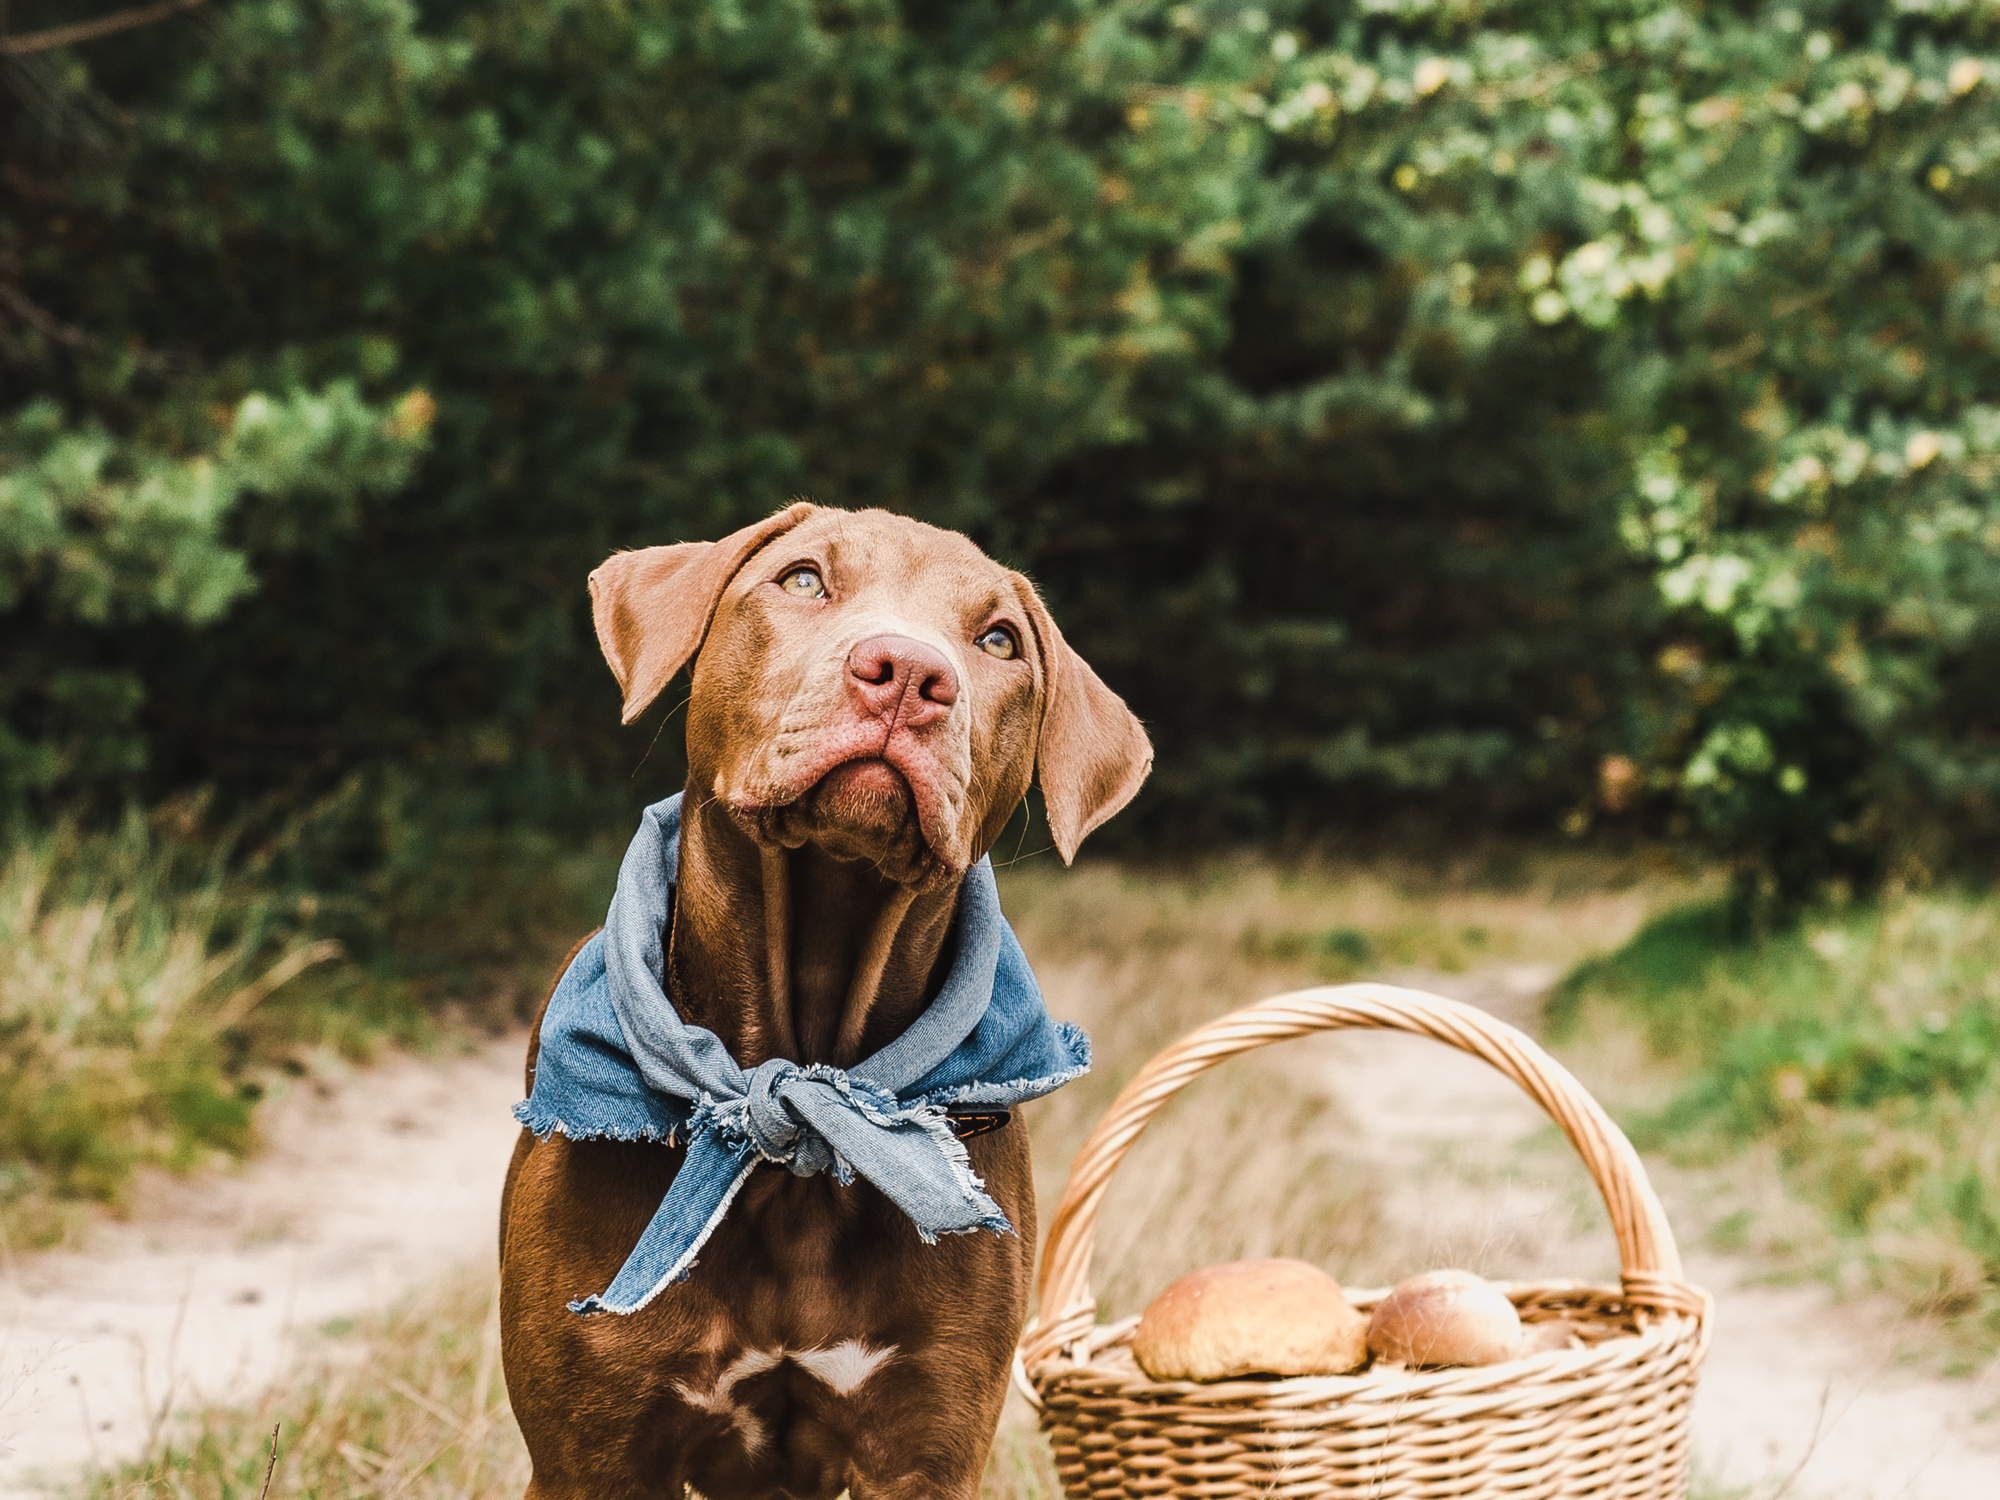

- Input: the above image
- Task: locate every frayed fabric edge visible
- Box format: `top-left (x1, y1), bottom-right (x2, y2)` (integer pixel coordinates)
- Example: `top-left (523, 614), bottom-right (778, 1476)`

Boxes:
top-left (568, 1155), bottom-right (758, 1317)
top-left (514, 1098), bottom-right (681, 1147)
top-left (906, 1101), bottom-right (1012, 1243)
top-left (931, 1054), bottom-right (1091, 1110)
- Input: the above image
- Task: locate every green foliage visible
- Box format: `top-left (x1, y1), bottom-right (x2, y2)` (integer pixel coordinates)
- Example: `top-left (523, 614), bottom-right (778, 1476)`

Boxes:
top-left (1557, 892), bottom-right (2000, 1337)
top-left (0, 798), bottom-right (616, 1224)
top-left (1196, 0), bottom-right (2000, 891)
top-left (0, 387), bottom-right (428, 802)
top-left (1026, 1), bottom-right (1656, 842)
top-left (7, 0), bottom-right (2000, 892)
top-left (4, 0), bottom-right (1248, 833)
top-left (0, 815), bottom-right (329, 1223)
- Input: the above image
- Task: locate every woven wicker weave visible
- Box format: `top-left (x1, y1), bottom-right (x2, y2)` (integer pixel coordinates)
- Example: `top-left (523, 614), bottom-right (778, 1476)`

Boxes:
top-left (1016, 984), bottom-right (1712, 1500)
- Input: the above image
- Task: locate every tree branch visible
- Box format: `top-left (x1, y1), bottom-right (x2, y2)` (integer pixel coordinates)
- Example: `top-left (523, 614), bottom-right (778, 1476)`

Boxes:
top-left (0, 281), bottom-right (98, 350)
top-left (0, 0), bottom-right (204, 57)
top-left (0, 281), bottom-right (178, 371)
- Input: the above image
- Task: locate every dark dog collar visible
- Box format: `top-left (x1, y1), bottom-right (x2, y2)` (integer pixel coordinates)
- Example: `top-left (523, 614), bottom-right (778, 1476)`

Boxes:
top-left (944, 1108), bottom-right (1010, 1141)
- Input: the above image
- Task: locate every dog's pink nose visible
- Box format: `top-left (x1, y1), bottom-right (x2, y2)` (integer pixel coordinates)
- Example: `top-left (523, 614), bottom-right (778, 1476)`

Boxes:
top-left (848, 635), bottom-right (958, 727)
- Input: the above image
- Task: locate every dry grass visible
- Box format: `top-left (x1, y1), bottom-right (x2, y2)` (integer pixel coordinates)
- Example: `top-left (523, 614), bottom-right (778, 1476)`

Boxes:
top-left (1, 804), bottom-right (621, 1250)
top-left (72, 1271), bottom-right (525, 1500)
top-left (64, 848), bottom-right (1692, 1500)
top-left (1001, 852), bottom-right (1684, 1309)
top-left (1554, 888), bottom-right (2000, 1361)
top-left (0, 818), bottom-right (341, 1239)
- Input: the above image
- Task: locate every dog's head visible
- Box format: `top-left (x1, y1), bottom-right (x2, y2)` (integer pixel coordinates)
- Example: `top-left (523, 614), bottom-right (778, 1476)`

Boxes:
top-left (589, 503), bottom-right (1151, 886)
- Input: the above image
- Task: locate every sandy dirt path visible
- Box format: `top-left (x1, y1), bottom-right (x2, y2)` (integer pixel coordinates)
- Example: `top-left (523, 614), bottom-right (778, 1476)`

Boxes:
top-left (5, 972), bottom-right (1998, 1499)
top-left (1293, 964), bottom-right (2000, 1500)
top-left (0, 1037), bottom-right (525, 1497)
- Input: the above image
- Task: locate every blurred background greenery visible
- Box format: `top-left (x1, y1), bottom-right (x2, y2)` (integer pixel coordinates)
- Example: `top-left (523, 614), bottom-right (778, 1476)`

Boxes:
top-left (16, 0), bottom-right (2000, 886)
top-left (7, 0), bottom-right (2000, 1363)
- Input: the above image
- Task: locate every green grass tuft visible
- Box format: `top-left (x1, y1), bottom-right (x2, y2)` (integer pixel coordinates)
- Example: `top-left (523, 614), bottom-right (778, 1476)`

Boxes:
top-left (0, 805), bottom-right (618, 1244)
top-left (0, 815), bottom-right (332, 1231)
top-left (1555, 890), bottom-right (2000, 1342)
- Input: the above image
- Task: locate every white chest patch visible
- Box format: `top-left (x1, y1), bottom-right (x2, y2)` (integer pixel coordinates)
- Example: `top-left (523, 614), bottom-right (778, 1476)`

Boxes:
top-left (674, 1343), bottom-right (897, 1452)
top-left (674, 1348), bottom-right (784, 1456)
top-left (789, 1340), bottom-right (896, 1396)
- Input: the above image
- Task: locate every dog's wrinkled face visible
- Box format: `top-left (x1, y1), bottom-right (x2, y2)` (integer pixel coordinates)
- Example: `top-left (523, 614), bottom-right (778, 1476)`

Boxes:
top-left (692, 510), bottom-right (1043, 884)
top-left (589, 504), bottom-right (1151, 886)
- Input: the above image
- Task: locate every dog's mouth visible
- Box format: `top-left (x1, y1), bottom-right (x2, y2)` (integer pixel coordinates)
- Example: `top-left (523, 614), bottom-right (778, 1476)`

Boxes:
top-left (807, 757), bottom-right (915, 833)
top-left (729, 752), bottom-right (951, 885)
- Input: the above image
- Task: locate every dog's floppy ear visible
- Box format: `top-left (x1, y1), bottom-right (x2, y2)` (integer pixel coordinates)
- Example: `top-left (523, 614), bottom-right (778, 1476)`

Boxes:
top-left (1021, 584), bottom-right (1153, 864)
top-left (590, 502), bottom-right (818, 724)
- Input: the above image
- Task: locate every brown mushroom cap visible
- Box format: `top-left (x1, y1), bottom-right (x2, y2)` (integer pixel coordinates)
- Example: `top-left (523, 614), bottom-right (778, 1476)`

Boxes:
top-left (1518, 1318), bottom-right (1581, 1355)
top-left (1131, 1258), bottom-right (1369, 1381)
top-left (1366, 1269), bottom-right (1522, 1368)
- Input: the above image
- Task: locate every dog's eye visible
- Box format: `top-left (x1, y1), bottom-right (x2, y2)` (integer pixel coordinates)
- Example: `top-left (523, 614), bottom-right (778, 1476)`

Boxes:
top-left (779, 567), bottom-right (826, 599)
top-left (976, 625), bottom-right (1018, 660)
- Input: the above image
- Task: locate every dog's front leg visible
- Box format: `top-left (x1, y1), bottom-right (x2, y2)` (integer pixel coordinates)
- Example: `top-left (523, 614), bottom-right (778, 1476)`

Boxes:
top-left (847, 1432), bottom-right (990, 1500)
top-left (836, 1307), bottom-right (1022, 1500)
top-left (849, 1473), bottom-right (983, 1500)
top-left (524, 1475), bottom-right (671, 1500)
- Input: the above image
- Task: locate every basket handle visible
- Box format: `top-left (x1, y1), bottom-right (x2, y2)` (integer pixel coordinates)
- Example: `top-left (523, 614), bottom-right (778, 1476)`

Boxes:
top-left (1019, 983), bottom-right (1704, 1374)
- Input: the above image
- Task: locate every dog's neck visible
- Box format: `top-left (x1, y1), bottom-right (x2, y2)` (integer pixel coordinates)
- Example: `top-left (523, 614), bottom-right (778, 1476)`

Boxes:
top-left (667, 795), bottom-right (962, 1068)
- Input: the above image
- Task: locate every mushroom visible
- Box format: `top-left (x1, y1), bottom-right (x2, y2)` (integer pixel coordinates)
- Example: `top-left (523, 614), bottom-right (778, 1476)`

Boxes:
top-left (1132, 1258), bottom-right (1369, 1381)
top-left (1518, 1318), bottom-right (1581, 1354)
top-left (1366, 1269), bottom-right (1522, 1367)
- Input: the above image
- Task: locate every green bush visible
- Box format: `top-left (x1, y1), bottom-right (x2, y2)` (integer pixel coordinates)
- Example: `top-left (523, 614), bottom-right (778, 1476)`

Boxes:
top-left (1555, 892), bottom-right (2000, 1340)
top-left (0, 797), bottom-right (617, 1224)
top-left (0, 384), bottom-right (428, 809)
top-left (1196, 0), bottom-right (2000, 894)
top-left (0, 815), bottom-right (331, 1220)
top-left (7, 0), bottom-right (2000, 895)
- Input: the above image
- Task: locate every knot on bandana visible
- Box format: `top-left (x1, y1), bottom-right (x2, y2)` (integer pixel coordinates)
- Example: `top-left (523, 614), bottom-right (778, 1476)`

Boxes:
top-left (701, 1060), bottom-right (882, 1180)
top-left (514, 793), bottom-right (1092, 1318)
top-left (743, 1060), bottom-right (817, 1169)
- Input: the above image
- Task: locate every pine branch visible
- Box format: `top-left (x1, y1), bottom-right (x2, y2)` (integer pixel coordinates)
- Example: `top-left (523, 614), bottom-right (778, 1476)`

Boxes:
top-left (0, 0), bottom-right (204, 57)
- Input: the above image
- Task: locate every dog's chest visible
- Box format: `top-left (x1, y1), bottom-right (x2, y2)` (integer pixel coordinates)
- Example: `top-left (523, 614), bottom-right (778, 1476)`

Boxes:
top-left (671, 1337), bottom-right (898, 1443)
top-left (660, 1323), bottom-right (905, 1500)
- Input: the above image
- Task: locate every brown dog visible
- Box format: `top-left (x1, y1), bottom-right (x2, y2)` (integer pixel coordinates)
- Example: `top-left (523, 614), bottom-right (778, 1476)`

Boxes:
top-left (499, 504), bottom-right (1151, 1500)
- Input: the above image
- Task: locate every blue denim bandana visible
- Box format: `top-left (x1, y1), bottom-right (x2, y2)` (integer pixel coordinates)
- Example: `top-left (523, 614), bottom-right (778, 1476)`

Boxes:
top-left (515, 794), bottom-right (1091, 1315)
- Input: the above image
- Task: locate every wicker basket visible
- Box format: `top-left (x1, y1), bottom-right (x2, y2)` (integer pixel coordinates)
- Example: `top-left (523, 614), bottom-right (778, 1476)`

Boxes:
top-left (1015, 984), bottom-right (1712, 1500)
